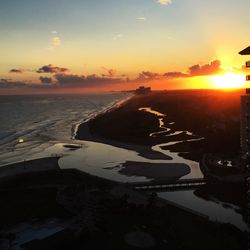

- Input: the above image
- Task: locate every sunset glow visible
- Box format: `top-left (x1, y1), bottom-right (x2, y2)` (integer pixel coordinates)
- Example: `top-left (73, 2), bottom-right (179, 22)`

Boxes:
top-left (0, 0), bottom-right (249, 242)
top-left (210, 73), bottom-right (246, 89)
top-left (0, 0), bottom-right (250, 94)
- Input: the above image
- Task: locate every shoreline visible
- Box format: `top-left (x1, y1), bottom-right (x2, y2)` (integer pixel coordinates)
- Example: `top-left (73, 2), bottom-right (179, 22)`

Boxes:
top-left (0, 94), bottom-right (184, 182)
top-left (75, 120), bottom-right (172, 160)
top-left (0, 92), bottom-right (131, 168)
top-left (75, 93), bottom-right (204, 180)
top-left (72, 93), bottom-right (133, 140)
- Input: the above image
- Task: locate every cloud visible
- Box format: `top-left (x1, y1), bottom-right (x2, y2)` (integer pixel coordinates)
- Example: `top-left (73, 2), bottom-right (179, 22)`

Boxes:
top-left (101, 67), bottom-right (128, 79)
top-left (54, 73), bottom-right (122, 87)
top-left (1, 59), bottom-right (227, 91)
top-left (135, 60), bottom-right (223, 83)
top-left (51, 30), bottom-right (57, 34)
top-left (39, 76), bottom-right (53, 84)
top-left (37, 64), bottom-right (69, 74)
top-left (0, 79), bottom-right (27, 88)
top-left (136, 17), bottom-right (146, 20)
top-left (188, 60), bottom-right (222, 76)
top-left (101, 67), bottom-right (117, 77)
top-left (164, 72), bottom-right (189, 78)
top-left (157, 0), bottom-right (172, 5)
top-left (9, 69), bottom-right (26, 74)
top-left (137, 71), bottom-right (160, 81)
top-left (161, 60), bottom-right (223, 80)
top-left (51, 36), bottom-right (61, 46)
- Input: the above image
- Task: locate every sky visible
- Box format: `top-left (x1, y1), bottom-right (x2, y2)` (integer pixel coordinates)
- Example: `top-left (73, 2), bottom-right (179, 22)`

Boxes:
top-left (1, 0), bottom-right (250, 94)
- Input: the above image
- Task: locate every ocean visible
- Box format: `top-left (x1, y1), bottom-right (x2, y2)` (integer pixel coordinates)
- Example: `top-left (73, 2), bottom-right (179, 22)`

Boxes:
top-left (0, 92), bottom-right (129, 166)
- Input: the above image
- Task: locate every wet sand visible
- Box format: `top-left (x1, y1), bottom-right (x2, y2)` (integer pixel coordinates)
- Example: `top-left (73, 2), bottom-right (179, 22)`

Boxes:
top-left (76, 121), bottom-right (172, 160)
top-left (118, 161), bottom-right (190, 181)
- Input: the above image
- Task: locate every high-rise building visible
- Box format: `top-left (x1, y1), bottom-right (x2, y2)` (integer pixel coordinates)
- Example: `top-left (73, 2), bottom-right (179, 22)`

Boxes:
top-left (240, 89), bottom-right (250, 155)
top-left (239, 46), bottom-right (250, 157)
top-left (239, 45), bottom-right (250, 243)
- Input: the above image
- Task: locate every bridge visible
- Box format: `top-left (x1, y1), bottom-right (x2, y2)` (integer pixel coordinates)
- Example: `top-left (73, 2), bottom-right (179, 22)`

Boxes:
top-left (130, 178), bottom-right (207, 191)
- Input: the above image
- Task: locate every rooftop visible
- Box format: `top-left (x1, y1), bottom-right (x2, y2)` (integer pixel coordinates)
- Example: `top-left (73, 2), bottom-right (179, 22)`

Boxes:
top-left (239, 46), bottom-right (250, 55)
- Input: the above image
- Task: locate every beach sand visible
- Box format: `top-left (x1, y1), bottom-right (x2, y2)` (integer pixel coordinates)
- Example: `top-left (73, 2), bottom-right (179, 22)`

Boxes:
top-left (76, 121), bottom-right (172, 160)
top-left (118, 161), bottom-right (190, 181)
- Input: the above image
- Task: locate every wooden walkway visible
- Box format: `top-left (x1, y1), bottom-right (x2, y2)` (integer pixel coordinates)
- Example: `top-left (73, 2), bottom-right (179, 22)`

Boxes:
top-left (130, 178), bottom-right (207, 191)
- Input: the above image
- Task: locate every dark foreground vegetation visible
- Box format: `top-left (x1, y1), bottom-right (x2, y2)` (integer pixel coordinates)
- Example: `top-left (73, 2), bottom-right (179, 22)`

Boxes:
top-left (78, 90), bottom-right (242, 160)
top-left (0, 169), bottom-right (247, 250)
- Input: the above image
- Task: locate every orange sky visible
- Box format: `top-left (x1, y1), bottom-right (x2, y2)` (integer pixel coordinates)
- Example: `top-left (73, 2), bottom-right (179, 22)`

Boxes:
top-left (1, 0), bottom-right (250, 94)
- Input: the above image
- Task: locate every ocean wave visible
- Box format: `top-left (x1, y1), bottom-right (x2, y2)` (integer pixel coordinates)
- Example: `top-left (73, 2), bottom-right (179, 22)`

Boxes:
top-left (0, 93), bottom-right (130, 165)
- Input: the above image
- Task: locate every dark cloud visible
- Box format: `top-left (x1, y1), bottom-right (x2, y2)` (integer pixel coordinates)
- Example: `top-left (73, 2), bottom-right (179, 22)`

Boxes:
top-left (0, 79), bottom-right (27, 88)
top-left (160, 60), bottom-right (223, 81)
top-left (164, 72), bottom-right (189, 78)
top-left (1, 59), bottom-right (226, 91)
top-left (137, 71), bottom-right (159, 81)
top-left (101, 67), bottom-right (128, 78)
top-left (0, 73), bottom-right (123, 90)
top-left (188, 60), bottom-right (222, 76)
top-left (101, 67), bottom-right (117, 77)
top-left (39, 76), bottom-right (53, 84)
top-left (37, 64), bottom-right (69, 74)
top-left (54, 73), bottom-right (122, 87)
top-left (0, 78), bottom-right (11, 83)
top-left (9, 69), bottom-right (26, 74)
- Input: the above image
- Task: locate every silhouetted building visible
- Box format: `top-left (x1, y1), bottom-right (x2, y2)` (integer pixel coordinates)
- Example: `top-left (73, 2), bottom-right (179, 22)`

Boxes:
top-left (135, 86), bottom-right (151, 95)
top-left (240, 90), bottom-right (250, 154)
top-left (239, 47), bottom-right (250, 160)
top-left (239, 46), bottom-right (250, 55)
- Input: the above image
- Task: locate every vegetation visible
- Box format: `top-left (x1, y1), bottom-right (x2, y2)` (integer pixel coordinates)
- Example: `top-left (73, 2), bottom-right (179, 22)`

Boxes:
top-left (80, 90), bottom-right (243, 161)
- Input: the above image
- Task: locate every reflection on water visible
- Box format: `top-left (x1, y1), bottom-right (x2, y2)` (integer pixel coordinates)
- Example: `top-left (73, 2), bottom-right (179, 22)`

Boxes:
top-left (139, 107), bottom-right (204, 179)
top-left (33, 141), bottom-right (188, 183)
top-left (158, 190), bottom-right (248, 231)
top-left (152, 140), bottom-right (204, 179)
top-left (139, 107), bottom-right (166, 117)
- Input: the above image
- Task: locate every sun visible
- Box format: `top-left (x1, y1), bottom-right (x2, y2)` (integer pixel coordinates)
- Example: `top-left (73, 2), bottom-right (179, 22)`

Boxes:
top-left (210, 72), bottom-right (246, 89)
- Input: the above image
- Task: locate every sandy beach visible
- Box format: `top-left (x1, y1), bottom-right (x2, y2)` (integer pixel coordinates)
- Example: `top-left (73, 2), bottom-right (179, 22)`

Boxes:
top-left (75, 120), bottom-right (172, 160)
top-left (118, 161), bottom-right (190, 180)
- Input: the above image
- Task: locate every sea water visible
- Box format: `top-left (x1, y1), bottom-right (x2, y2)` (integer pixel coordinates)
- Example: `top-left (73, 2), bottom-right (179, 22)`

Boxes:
top-left (0, 93), bottom-right (129, 166)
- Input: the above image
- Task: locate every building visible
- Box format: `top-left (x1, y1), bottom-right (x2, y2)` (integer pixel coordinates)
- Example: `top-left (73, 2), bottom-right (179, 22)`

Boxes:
top-left (239, 47), bottom-right (250, 162)
top-left (240, 89), bottom-right (250, 155)
top-left (135, 86), bottom-right (151, 95)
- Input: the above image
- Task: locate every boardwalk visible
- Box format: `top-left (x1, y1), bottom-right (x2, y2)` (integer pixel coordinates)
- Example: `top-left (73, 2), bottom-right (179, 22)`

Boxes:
top-left (131, 178), bottom-right (207, 191)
